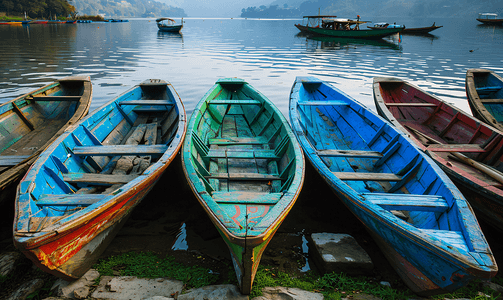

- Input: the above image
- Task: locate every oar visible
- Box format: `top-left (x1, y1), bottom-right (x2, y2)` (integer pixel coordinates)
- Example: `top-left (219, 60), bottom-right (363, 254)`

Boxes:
top-left (404, 125), bottom-right (503, 186)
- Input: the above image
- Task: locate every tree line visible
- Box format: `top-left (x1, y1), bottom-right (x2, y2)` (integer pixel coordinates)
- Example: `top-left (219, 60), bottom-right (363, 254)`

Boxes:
top-left (0, 0), bottom-right (75, 19)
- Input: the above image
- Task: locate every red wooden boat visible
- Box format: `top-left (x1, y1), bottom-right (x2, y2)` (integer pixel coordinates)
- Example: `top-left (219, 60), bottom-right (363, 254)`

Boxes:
top-left (373, 77), bottom-right (503, 232)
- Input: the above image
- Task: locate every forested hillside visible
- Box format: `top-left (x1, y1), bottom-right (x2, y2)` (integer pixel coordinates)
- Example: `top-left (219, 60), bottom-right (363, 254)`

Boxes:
top-left (0, 0), bottom-right (75, 18)
top-left (72, 0), bottom-right (186, 18)
top-left (242, 0), bottom-right (503, 18)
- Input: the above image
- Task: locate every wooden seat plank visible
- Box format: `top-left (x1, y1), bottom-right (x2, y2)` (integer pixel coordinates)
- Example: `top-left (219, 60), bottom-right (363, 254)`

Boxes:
top-left (119, 100), bottom-right (174, 106)
top-left (363, 193), bottom-right (449, 212)
top-left (73, 145), bottom-right (167, 156)
top-left (208, 136), bottom-right (268, 145)
top-left (133, 107), bottom-right (170, 113)
top-left (212, 191), bottom-right (282, 204)
top-left (0, 155), bottom-right (31, 166)
top-left (205, 172), bottom-right (281, 180)
top-left (333, 172), bottom-right (402, 181)
top-left (426, 144), bottom-right (486, 153)
top-left (317, 149), bottom-right (383, 158)
top-left (31, 95), bottom-right (82, 101)
top-left (36, 194), bottom-right (107, 206)
top-left (298, 100), bottom-right (349, 106)
top-left (209, 99), bottom-right (261, 105)
top-left (62, 173), bottom-right (139, 186)
top-left (384, 103), bottom-right (437, 107)
top-left (206, 149), bottom-right (279, 159)
top-left (480, 98), bottom-right (503, 103)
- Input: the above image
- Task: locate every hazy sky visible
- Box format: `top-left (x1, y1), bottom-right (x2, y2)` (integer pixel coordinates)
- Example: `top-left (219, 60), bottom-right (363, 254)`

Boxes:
top-left (158, 0), bottom-right (271, 17)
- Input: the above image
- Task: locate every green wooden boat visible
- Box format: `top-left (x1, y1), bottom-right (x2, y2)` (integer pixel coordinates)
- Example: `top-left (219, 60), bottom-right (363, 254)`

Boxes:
top-left (181, 78), bottom-right (304, 294)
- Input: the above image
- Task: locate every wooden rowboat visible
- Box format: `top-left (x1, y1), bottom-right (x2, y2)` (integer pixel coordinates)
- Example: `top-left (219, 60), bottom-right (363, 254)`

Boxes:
top-left (182, 78), bottom-right (304, 294)
top-left (374, 77), bottom-right (503, 233)
top-left (466, 68), bottom-right (503, 131)
top-left (291, 76), bottom-right (497, 296)
top-left (14, 79), bottom-right (186, 280)
top-left (0, 76), bottom-right (92, 205)
top-left (402, 23), bottom-right (443, 34)
top-left (156, 18), bottom-right (183, 33)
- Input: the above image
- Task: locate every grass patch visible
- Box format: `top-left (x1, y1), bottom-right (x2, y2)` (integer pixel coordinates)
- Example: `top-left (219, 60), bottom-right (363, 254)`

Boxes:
top-left (93, 252), bottom-right (502, 299)
top-left (251, 267), bottom-right (411, 299)
top-left (93, 252), bottom-right (220, 289)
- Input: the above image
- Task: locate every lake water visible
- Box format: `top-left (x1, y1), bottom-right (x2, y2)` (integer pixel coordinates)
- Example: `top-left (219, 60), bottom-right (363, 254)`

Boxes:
top-left (1, 17), bottom-right (502, 118)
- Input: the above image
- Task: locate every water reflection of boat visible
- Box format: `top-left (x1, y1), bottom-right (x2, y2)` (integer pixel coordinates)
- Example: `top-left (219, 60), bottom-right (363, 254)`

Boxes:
top-left (157, 31), bottom-right (184, 42)
top-left (304, 35), bottom-right (402, 50)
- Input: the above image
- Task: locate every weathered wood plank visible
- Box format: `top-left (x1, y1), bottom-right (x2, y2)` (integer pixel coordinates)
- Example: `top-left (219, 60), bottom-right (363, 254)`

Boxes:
top-left (133, 107), bottom-right (170, 113)
top-left (209, 99), bottom-right (261, 105)
top-left (0, 155), bottom-right (31, 166)
top-left (31, 95), bottom-right (82, 101)
top-left (208, 136), bottom-right (268, 145)
top-left (62, 173), bottom-right (139, 185)
top-left (384, 103), bottom-right (437, 107)
top-left (426, 144), bottom-right (486, 153)
top-left (206, 149), bottom-right (279, 159)
top-left (333, 172), bottom-right (402, 181)
top-left (36, 194), bottom-right (107, 206)
top-left (119, 100), bottom-right (174, 106)
top-left (363, 193), bottom-right (449, 212)
top-left (205, 173), bottom-right (281, 180)
top-left (480, 98), bottom-right (503, 103)
top-left (298, 100), bottom-right (349, 106)
top-left (212, 191), bottom-right (281, 204)
top-left (317, 149), bottom-right (383, 158)
top-left (73, 145), bottom-right (167, 156)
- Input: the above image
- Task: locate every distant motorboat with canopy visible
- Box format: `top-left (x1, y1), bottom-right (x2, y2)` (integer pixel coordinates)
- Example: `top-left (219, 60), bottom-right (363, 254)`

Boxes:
top-left (156, 17), bottom-right (183, 32)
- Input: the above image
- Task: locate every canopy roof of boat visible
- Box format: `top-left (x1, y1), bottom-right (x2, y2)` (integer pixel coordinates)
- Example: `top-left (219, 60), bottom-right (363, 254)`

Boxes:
top-left (156, 17), bottom-right (175, 23)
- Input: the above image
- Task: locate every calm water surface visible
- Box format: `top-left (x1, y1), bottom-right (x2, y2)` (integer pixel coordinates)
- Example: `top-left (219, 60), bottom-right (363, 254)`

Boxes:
top-left (1, 17), bottom-right (502, 118)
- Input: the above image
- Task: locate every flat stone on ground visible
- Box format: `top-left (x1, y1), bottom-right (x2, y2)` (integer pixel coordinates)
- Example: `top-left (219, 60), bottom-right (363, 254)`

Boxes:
top-left (178, 284), bottom-right (247, 300)
top-left (309, 233), bottom-right (373, 276)
top-left (252, 286), bottom-right (323, 300)
top-left (92, 276), bottom-right (183, 300)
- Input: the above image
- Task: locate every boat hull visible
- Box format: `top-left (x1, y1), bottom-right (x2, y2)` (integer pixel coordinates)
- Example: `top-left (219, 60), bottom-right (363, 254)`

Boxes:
top-left (0, 77), bottom-right (92, 205)
top-left (292, 76), bottom-right (497, 296)
top-left (16, 174), bottom-right (159, 279)
top-left (157, 24), bottom-right (183, 32)
top-left (374, 76), bottom-right (503, 232)
top-left (14, 79), bottom-right (186, 279)
top-left (182, 78), bottom-right (304, 294)
top-left (296, 24), bottom-right (403, 39)
top-left (466, 68), bottom-right (503, 131)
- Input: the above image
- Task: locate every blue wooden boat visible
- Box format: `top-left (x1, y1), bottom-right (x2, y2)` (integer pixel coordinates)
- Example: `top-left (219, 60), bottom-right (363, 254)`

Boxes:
top-left (466, 68), bottom-right (503, 131)
top-left (182, 78), bottom-right (304, 294)
top-left (156, 18), bottom-right (183, 33)
top-left (289, 76), bottom-right (497, 296)
top-left (0, 76), bottom-right (92, 205)
top-left (14, 79), bottom-right (186, 280)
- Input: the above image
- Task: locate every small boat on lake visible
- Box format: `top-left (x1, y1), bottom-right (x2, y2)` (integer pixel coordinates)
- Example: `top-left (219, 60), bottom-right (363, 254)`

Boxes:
top-left (14, 79), bottom-right (186, 280)
top-left (156, 18), bottom-right (183, 32)
top-left (477, 13), bottom-right (503, 25)
top-left (182, 78), bottom-right (304, 294)
top-left (291, 76), bottom-right (497, 296)
top-left (402, 23), bottom-right (443, 34)
top-left (295, 15), bottom-right (403, 39)
top-left (0, 76), bottom-right (91, 205)
top-left (374, 77), bottom-right (503, 233)
top-left (466, 68), bottom-right (503, 131)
